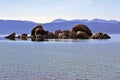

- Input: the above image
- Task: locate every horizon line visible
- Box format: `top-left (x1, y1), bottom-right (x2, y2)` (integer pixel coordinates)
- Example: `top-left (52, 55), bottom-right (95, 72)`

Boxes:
top-left (0, 18), bottom-right (120, 23)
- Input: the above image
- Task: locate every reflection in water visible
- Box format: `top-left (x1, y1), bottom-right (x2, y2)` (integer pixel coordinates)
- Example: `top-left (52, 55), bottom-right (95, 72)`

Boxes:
top-left (1, 34), bottom-right (113, 42)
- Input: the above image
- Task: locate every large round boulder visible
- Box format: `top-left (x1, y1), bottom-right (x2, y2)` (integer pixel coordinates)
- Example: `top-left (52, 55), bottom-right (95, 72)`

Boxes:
top-left (31, 25), bottom-right (46, 37)
top-left (71, 24), bottom-right (92, 36)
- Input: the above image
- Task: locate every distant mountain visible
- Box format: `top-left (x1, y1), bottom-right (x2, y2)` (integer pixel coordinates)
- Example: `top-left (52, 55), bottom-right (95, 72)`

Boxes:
top-left (70, 19), bottom-right (90, 23)
top-left (91, 18), bottom-right (120, 23)
top-left (0, 19), bottom-right (120, 34)
top-left (51, 18), bottom-right (120, 23)
top-left (42, 21), bottom-right (120, 34)
top-left (43, 19), bottom-right (120, 34)
top-left (0, 20), bottom-right (36, 34)
top-left (51, 19), bottom-right (68, 23)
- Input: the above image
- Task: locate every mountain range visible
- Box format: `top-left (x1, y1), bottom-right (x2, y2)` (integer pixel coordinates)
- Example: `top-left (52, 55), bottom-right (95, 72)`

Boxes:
top-left (0, 19), bottom-right (120, 34)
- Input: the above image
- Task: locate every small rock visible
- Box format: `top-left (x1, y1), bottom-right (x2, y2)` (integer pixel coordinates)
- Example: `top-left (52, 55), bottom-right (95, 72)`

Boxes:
top-left (5, 32), bottom-right (16, 40)
top-left (48, 32), bottom-right (55, 39)
top-left (91, 32), bottom-right (111, 39)
top-left (55, 30), bottom-right (62, 38)
top-left (17, 33), bottom-right (28, 40)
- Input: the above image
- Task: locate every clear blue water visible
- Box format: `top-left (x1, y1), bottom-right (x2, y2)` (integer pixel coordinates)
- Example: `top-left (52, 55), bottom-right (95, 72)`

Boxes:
top-left (0, 34), bottom-right (120, 80)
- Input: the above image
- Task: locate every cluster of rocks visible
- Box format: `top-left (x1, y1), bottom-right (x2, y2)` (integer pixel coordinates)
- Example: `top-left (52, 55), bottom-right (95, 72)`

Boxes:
top-left (5, 24), bottom-right (111, 41)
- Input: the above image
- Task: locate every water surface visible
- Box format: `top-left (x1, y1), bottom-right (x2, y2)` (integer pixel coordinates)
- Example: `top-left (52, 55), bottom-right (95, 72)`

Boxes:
top-left (0, 34), bottom-right (120, 80)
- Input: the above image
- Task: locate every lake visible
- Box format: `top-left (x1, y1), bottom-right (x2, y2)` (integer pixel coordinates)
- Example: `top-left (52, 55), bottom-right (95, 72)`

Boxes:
top-left (0, 34), bottom-right (120, 80)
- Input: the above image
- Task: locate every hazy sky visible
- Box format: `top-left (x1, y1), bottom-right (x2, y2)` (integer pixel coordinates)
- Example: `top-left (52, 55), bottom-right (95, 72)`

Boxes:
top-left (0, 0), bottom-right (120, 23)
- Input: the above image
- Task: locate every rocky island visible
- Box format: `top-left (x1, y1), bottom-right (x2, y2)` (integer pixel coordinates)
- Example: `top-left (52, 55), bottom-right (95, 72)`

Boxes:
top-left (5, 24), bottom-right (111, 41)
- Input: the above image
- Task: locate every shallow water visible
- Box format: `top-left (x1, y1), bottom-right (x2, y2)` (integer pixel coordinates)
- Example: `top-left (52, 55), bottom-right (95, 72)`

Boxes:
top-left (0, 34), bottom-right (120, 80)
